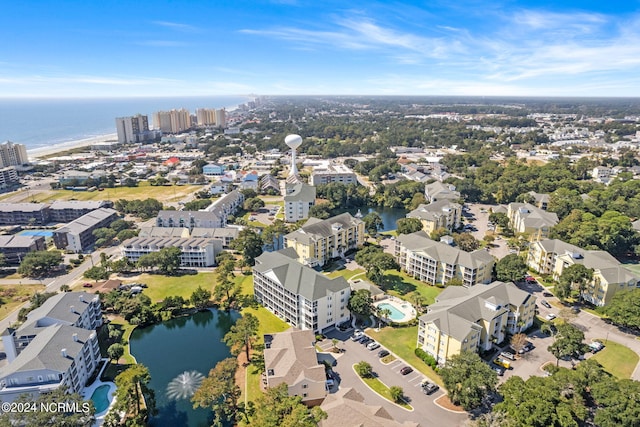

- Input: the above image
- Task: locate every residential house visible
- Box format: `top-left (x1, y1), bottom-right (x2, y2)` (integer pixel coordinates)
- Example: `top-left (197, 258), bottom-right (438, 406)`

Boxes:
top-left (406, 200), bottom-right (462, 234)
top-left (253, 248), bottom-right (351, 332)
top-left (263, 329), bottom-right (326, 406)
top-left (417, 281), bottom-right (536, 364)
top-left (395, 231), bottom-right (494, 287)
top-left (527, 239), bottom-right (640, 306)
top-left (284, 213), bottom-right (365, 267)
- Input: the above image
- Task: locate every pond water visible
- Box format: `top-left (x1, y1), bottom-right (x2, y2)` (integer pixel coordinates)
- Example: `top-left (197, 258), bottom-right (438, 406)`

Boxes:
top-left (346, 206), bottom-right (407, 231)
top-left (129, 309), bottom-right (240, 427)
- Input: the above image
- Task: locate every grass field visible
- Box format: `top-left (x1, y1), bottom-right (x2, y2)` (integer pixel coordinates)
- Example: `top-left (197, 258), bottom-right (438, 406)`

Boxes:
top-left (121, 272), bottom-right (216, 303)
top-left (7, 181), bottom-right (201, 204)
top-left (591, 339), bottom-right (639, 379)
top-left (384, 271), bottom-right (442, 306)
top-left (326, 268), bottom-right (366, 280)
top-left (367, 325), bottom-right (443, 386)
top-left (0, 284), bottom-right (45, 321)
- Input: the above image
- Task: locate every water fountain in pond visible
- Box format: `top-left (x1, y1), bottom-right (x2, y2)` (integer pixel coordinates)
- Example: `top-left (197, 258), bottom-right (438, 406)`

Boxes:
top-left (166, 370), bottom-right (205, 400)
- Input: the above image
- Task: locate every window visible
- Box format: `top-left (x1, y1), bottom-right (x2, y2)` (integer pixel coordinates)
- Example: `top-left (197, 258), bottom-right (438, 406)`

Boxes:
top-left (302, 384), bottom-right (307, 389)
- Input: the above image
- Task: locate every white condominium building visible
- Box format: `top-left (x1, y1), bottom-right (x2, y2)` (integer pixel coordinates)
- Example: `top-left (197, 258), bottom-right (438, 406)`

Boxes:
top-left (0, 141), bottom-right (28, 168)
top-left (115, 114), bottom-right (150, 143)
top-left (395, 231), bottom-right (494, 287)
top-left (309, 163), bottom-right (358, 186)
top-left (253, 248), bottom-right (351, 332)
top-left (121, 236), bottom-right (223, 267)
top-left (284, 182), bottom-right (316, 223)
top-left (284, 213), bottom-right (365, 267)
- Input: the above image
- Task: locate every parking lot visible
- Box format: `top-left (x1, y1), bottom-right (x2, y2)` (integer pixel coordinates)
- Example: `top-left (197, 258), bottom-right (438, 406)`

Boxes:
top-left (464, 203), bottom-right (511, 259)
top-left (320, 328), bottom-right (467, 426)
top-left (250, 204), bottom-right (280, 225)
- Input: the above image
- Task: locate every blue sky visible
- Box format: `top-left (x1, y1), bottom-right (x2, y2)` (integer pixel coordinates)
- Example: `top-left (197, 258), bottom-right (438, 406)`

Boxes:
top-left (1, 0), bottom-right (639, 97)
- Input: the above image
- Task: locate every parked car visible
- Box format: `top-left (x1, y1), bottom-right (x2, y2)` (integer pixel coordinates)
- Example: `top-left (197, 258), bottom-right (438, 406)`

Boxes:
top-left (500, 351), bottom-right (516, 361)
top-left (400, 366), bottom-right (413, 375)
top-left (542, 291), bottom-right (553, 297)
top-left (493, 365), bottom-right (505, 376)
top-left (494, 358), bottom-right (511, 369)
top-left (350, 332), bottom-right (363, 341)
top-left (377, 349), bottom-right (390, 358)
top-left (82, 283), bottom-right (93, 288)
top-left (367, 341), bottom-right (380, 351)
top-left (589, 341), bottom-right (604, 353)
top-left (360, 337), bottom-right (372, 345)
top-left (571, 305), bottom-right (580, 314)
top-left (421, 380), bottom-right (439, 395)
top-left (541, 300), bottom-right (552, 309)
top-left (545, 313), bottom-right (556, 321)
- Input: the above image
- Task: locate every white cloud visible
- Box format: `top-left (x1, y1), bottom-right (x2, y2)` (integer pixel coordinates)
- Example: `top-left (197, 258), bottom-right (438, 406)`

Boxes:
top-left (152, 21), bottom-right (202, 33)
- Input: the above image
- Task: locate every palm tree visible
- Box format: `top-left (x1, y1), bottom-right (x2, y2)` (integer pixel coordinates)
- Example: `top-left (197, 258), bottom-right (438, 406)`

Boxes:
top-left (376, 307), bottom-right (392, 330)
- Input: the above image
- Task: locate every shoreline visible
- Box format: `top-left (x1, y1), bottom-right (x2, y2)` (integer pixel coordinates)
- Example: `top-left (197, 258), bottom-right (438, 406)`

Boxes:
top-left (27, 133), bottom-right (119, 159)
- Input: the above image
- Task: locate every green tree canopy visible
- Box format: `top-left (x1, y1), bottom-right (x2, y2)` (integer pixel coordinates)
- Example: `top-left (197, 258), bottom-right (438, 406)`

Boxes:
top-left (547, 322), bottom-right (588, 365)
top-left (17, 250), bottom-right (63, 278)
top-left (244, 383), bottom-right (327, 427)
top-left (232, 228), bottom-right (264, 266)
top-left (113, 364), bottom-right (155, 425)
top-left (603, 288), bottom-right (640, 330)
top-left (190, 286), bottom-right (212, 310)
top-left (192, 358), bottom-right (243, 427)
top-left (495, 254), bottom-right (527, 282)
top-left (396, 217), bottom-right (423, 235)
top-left (348, 289), bottom-right (373, 318)
top-left (107, 343), bottom-right (124, 363)
top-left (224, 313), bottom-right (260, 361)
top-left (558, 264), bottom-right (593, 302)
top-left (439, 351), bottom-right (498, 410)
top-left (453, 232), bottom-right (480, 251)
top-left (363, 212), bottom-right (383, 235)
top-left (354, 361), bottom-right (373, 378)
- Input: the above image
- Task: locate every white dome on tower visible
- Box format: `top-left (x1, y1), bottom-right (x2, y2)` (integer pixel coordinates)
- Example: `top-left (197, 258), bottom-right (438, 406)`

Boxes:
top-left (285, 134), bottom-right (303, 149)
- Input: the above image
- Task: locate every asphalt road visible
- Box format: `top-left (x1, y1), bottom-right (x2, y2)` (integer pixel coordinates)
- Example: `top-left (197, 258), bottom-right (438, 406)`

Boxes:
top-left (321, 328), bottom-right (468, 427)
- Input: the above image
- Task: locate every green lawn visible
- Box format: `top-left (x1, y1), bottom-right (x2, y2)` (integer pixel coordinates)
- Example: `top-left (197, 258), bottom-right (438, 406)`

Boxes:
top-left (122, 272), bottom-right (216, 303)
top-left (0, 284), bottom-right (45, 321)
top-left (8, 181), bottom-right (201, 204)
top-left (355, 367), bottom-right (412, 410)
top-left (367, 325), bottom-right (443, 386)
top-left (591, 339), bottom-right (639, 379)
top-left (384, 271), bottom-right (442, 305)
top-left (326, 268), bottom-right (366, 280)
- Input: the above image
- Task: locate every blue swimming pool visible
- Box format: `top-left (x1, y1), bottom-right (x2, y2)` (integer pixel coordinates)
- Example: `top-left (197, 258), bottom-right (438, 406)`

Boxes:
top-left (17, 230), bottom-right (54, 237)
top-left (90, 384), bottom-right (110, 413)
top-left (376, 303), bottom-right (406, 321)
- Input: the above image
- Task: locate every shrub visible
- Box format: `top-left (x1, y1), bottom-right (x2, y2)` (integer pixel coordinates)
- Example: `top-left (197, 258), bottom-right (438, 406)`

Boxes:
top-left (415, 348), bottom-right (438, 369)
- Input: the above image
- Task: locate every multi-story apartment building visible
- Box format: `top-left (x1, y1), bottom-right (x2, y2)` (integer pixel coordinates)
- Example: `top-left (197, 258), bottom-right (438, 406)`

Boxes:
top-left (0, 203), bottom-right (50, 226)
top-left (527, 239), bottom-right (640, 306)
top-left (263, 329), bottom-right (326, 406)
top-left (0, 292), bottom-right (102, 402)
top-left (48, 200), bottom-right (111, 222)
top-left (157, 210), bottom-right (224, 230)
top-left (507, 203), bottom-right (558, 240)
top-left (195, 108), bottom-right (226, 127)
top-left (407, 200), bottom-right (462, 234)
top-left (53, 208), bottom-right (119, 253)
top-left (253, 248), bottom-right (351, 332)
top-left (526, 191), bottom-right (550, 210)
top-left (424, 181), bottom-right (460, 203)
top-left (417, 281), bottom-right (536, 364)
top-left (0, 167), bottom-right (19, 189)
top-left (309, 164), bottom-right (358, 186)
top-left (284, 213), bottom-right (365, 267)
top-left (115, 114), bottom-right (150, 143)
top-left (284, 182), bottom-right (316, 223)
top-left (0, 235), bottom-right (46, 265)
top-left (121, 236), bottom-right (222, 267)
top-left (153, 109), bottom-right (192, 133)
top-left (0, 141), bottom-right (29, 168)
top-left (395, 231), bottom-right (494, 287)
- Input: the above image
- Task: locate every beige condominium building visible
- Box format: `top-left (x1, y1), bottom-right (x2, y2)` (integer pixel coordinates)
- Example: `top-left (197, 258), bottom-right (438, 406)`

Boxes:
top-left (406, 200), bottom-right (462, 234)
top-left (395, 231), bottom-right (494, 287)
top-left (507, 203), bottom-right (558, 240)
top-left (527, 239), bottom-right (640, 306)
top-left (417, 281), bottom-right (536, 364)
top-left (263, 329), bottom-right (327, 406)
top-left (253, 248), bottom-right (351, 333)
top-left (284, 213), bottom-right (364, 267)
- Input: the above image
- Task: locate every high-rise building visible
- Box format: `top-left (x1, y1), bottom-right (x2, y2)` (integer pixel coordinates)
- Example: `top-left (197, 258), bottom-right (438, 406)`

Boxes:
top-left (0, 167), bottom-right (19, 189)
top-left (215, 108), bottom-right (226, 128)
top-left (0, 141), bottom-right (29, 167)
top-left (196, 108), bottom-right (217, 126)
top-left (153, 109), bottom-right (192, 133)
top-left (115, 114), bottom-right (149, 143)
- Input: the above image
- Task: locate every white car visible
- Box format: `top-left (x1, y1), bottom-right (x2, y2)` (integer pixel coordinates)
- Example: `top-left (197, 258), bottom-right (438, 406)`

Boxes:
top-left (545, 313), bottom-right (556, 321)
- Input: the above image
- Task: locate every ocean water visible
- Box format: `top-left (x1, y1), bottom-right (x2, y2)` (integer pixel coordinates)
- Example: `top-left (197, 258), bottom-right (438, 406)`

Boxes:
top-left (0, 96), bottom-right (251, 150)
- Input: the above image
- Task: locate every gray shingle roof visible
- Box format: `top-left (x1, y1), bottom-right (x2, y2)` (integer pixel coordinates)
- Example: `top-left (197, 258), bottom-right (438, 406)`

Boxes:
top-left (54, 208), bottom-right (118, 235)
top-left (284, 213), bottom-right (362, 245)
top-left (284, 182), bottom-right (316, 203)
top-left (264, 329), bottom-right (325, 386)
top-left (396, 231), bottom-right (494, 268)
top-left (407, 200), bottom-right (461, 221)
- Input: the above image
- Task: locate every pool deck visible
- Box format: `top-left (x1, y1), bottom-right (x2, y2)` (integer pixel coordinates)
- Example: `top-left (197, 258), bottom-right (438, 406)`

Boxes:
top-left (373, 296), bottom-right (416, 323)
top-left (82, 358), bottom-right (117, 426)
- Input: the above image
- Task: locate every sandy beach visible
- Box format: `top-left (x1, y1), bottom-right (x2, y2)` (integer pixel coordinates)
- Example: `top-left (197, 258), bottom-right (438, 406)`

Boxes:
top-left (27, 133), bottom-right (119, 159)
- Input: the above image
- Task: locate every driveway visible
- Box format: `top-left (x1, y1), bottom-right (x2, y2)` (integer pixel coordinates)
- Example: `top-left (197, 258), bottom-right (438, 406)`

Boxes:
top-left (321, 329), bottom-right (468, 427)
top-left (464, 203), bottom-right (510, 259)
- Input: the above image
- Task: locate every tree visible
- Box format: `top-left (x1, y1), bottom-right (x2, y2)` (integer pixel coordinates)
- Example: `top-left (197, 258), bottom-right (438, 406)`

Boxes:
top-left (396, 217), bottom-right (423, 235)
top-left (348, 289), bottom-right (373, 318)
top-left (190, 286), bottom-right (212, 310)
top-left (243, 197), bottom-right (265, 212)
top-left (246, 383), bottom-right (327, 427)
top-left (0, 386), bottom-right (95, 426)
top-left (363, 212), bottom-right (383, 235)
top-left (192, 358), bottom-right (242, 427)
top-left (232, 228), bottom-right (263, 266)
top-left (156, 246), bottom-right (182, 275)
top-left (389, 385), bottom-right (404, 403)
top-left (107, 343), bottom-right (124, 363)
top-left (214, 276), bottom-right (240, 310)
top-left (439, 351), bottom-right (498, 410)
top-left (547, 322), bottom-right (588, 366)
top-left (17, 250), bottom-right (63, 277)
top-left (408, 291), bottom-right (424, 314)
top-left (591, 377), bottom-right (640, 427)
top-left (83, 266), bottom-right (109, 282)
top-left (558, 264), bottom-right (593, 303)
top-left (603, 288), bottom-right (640, 330)
top-left (430, 227), bottom-right (449, 241)
top-left (113, 364), bottom-right (155, 424)
top-left (453, 233), bottom-right (480, 251)
top-left (224, 313), bottom-right (259, 361)
top-left (495, 254), bottom-right (528, 282)
top-left (510, 333), bottom-right (527, 354)
top-left (354, 361), bottom-right (373, 378)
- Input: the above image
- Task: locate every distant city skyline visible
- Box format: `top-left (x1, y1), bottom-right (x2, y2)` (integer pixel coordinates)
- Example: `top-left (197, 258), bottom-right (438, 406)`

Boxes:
top-left (2, 1), bottom-right (640, 98)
